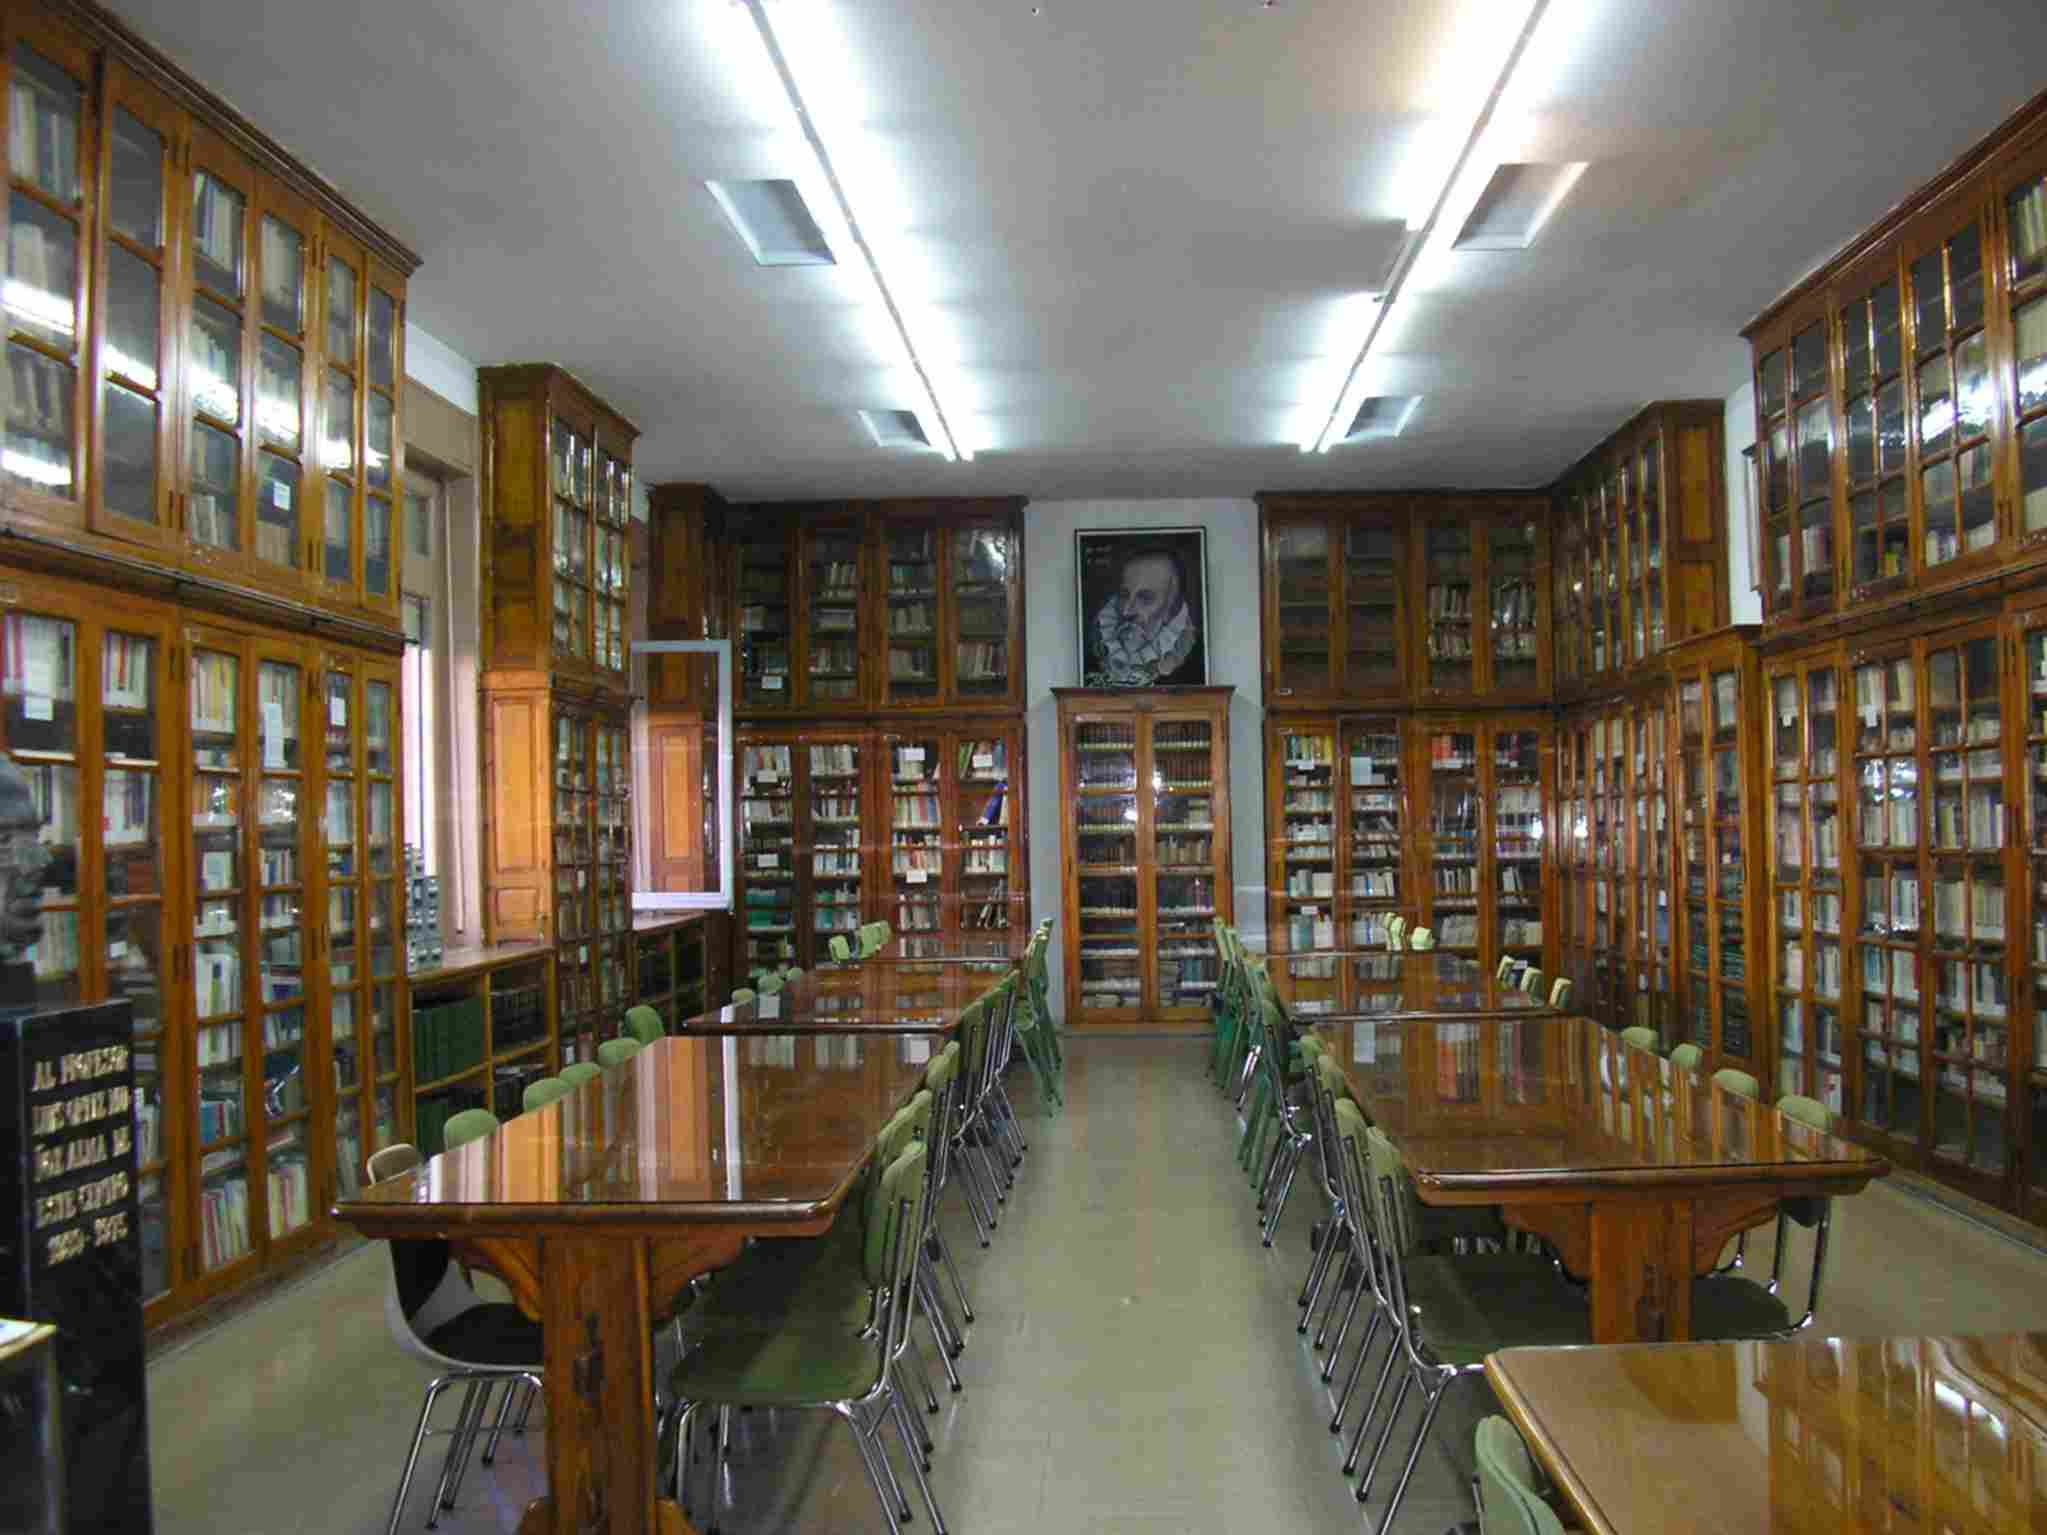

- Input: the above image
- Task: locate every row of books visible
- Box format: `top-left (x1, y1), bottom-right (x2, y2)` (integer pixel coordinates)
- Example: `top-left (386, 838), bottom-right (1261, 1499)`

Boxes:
top-left (957, 642), bottom-right (1008, 681)
top-left (1284, 869), bottom-right (1336, 898)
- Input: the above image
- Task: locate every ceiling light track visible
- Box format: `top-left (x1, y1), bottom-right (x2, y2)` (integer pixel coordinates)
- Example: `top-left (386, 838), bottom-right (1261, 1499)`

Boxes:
top-left (1304, 0), bottom-right (1554, 454)
top-left (739, 0), bottom-right (970, 462)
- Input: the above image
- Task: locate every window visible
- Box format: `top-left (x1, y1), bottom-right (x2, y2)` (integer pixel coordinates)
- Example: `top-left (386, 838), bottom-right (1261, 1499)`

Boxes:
top-left (401, 592), bottom-right (434, 882)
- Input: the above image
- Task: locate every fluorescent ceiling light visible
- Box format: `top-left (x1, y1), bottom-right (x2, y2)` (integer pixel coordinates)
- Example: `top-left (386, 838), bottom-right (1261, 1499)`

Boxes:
top-left (1451, 161), bottom-right (1589, 251)
top-left (859, 408), bottom-right (935, 450)
top-left (1341, 395), bottom-right (1422, 443)
top-left (728, 0), bottom-right (970, 462)
top-left (1301, 0), bottom-right (1556, 454)
top-left (706, 178), bottom-right (836, 267)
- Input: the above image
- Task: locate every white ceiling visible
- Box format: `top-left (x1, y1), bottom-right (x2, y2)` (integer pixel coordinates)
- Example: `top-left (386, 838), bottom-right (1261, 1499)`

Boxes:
top-left (111, 0), bottom-right (2047, 501)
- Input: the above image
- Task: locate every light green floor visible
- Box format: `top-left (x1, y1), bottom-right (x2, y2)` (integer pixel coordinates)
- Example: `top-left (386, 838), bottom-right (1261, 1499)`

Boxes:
top-left (147, 1038), bottom-right (2047, 1534)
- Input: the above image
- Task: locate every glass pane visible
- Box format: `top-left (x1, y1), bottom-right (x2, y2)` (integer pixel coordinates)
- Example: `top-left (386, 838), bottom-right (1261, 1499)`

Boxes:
top-left (254, 452), bottom-right (300, 568)
top-left (1757, 349), bottom-right (1786, 418)
top-left (1912, 250), bottom-right (1944, 353)
top-left (1345, 523), bottom-right (1402, 688)
top-left (322, 369), bottom-right (354, 473)
top-left (371, 883), bottom-right (395, 978)
top-left (257, 660), bottom-right (298, 771)
top-left (2016, 297), bottom-right (2047, 416)
top-left (1918, 353), bottom-right (1952, 455)
top-left (365, 393), bottom-right (392, 490)
top-left (2012, 174), bottom-right (2047, 287)
top-left (1490, 520), bottom-right (1540, 688)
top-left (365, 494), bottom-right (391, 598)
top-left (104, 243), bottom-right (160, 391)
top-left (4, 342), bottom-right (72, 495)
top-left (1270, 522), bottom-right (1329, 693)
top-left (265, 1122), bottom-right (310, 1236)
top-left (107, 107), bottom-right (162, 250)
top-left (9, 46), bottom-right (80, 203)
top-left (6, 191), bottom-right (77, 351)
top-left (322, 477), bottom-right (353, 585)
top-left (953, 524), bottom-right (1011, 697)
top-left (2022, 416), bottom-right (2047, 535)
top-left (1870, 280), bottom-right (1902, 377)
top-left (1923, 457), bottom-right (1958, 566)
top-left (1947, 224), bottom-right (1983, 334)
top-left (1958, 444), bottom-right (1994, 553)
top-left (1790, 323), bottom-right (1826, 398)
top-left (1423, 525), bottom-right (1474, 692)
top-left (1794, 397), bottom-right (1830, 492)
top-left (366, 680), bottom-right (392, 775)
top-left (258, 215), bottom-right (303, 335)
top-left (1841, 298), bottom-right (1870, 389)
top-left (255, 333), bottom-right (300, 452)
top-left (1844, 393), bottom-right (1874, 484)
top-left (190, 171), bottom-right (244, 298)
top-left (1954, 330), bottom-right (1990, 441)
top-left (324, 780), bottom-right (354, 864)
top-left (367, 286), bottom-right (396, 393)
top-left (1876, 378), bottom-right (1907, 474)
top-left (188, 421), bottom-right (239, 551)
top-left (368, 781), bottom-right (393, 874)
top-left (325, 258), bottom-right (357, 363)
top-left (190, 294), bottom-right (240, 424)
top-left (101, 380), bottom-right (155, 528)
top-left (199, 1153), bottom-right (248, 1270)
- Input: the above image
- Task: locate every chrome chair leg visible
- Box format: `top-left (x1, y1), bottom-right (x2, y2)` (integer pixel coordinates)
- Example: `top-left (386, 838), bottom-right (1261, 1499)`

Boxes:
top-left (839, 1409), bottom-right (905, 1535)
top-left (888, 1390), bottom-right (951, 1535)
top-left (929, 1229), bottom-right (975, 1324)
top-left (386, 1376), bottom-right (455, 1535)
top-left (425, 1380), bottom-right (488, 1526)
top-left (1299, 1218), bottom-right (1340, 1316)
top-left (1329, 1310), bottom-right (1385, 1434)
top-left (1320, 1274), bottom-right (1365, 1381)
top-left (1355, 1371), bottom-right (1418, 1503)
top-left (1342, 1330), bottom-right (1407, 1476)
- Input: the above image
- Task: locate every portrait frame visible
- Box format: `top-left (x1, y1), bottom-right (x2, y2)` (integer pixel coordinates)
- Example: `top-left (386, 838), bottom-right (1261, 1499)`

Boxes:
top-left (1075, 527), bottom-right (1210, 688)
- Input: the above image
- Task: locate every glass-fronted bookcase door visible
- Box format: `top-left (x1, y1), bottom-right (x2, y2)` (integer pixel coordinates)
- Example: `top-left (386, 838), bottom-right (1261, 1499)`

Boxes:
top-left (800, 733), bottom-right (867, 970)
top-left (0, 580), bottom-right (176, 1301)
top-left (1147, 709), bottom-right (1224, 1016)
top-left (2018, 601), bottom-right (2047, 1225)
top-left (322, 653), bottom-right (403, 1197)
top-left (884, 729), bottom-right (944, 954)
top-left (1766, 650), bottom-right (1848, 1111)
top-left (2002, 147), bottom-right (2047, 553)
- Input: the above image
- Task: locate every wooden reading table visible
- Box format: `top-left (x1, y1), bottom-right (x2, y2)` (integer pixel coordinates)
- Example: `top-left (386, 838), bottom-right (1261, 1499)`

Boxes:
top-left (1486, 1332), bottom-right (2047, 1533)
top-left (1315, 1017), bottom-right (1887, 1342)
top-left (334, 1029), bottom-right (939, 1535)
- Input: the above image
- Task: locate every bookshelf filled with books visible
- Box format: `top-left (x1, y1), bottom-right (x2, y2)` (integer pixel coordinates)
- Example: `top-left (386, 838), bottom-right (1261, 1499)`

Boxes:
top-left (1766, 650), bottom-right (1849, 1110)
top-left (0, 8), bottom-right (416, 629)
top-left (403, 943), bottom-right (555, 1154)
top-left (632, 912), bottom-right (726, 1031)
top-left (1055, 688), bottom-right (1232, 1028)
top-left (730, 722), bottom-right (1029, 976)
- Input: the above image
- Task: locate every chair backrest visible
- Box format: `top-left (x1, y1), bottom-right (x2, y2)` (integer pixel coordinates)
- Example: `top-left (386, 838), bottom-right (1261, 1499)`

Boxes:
top-left (876, 1141), bottom-right (930, 1359)
top-left (1777, 1093), bottom-right (1829, 1131)
top-left (1619, 1025), bottom-right (1659, 1054)
top-left (758, 974), bottom-right (785, 997)
top-left (522, 1076), bottom-right (572, 1112)
top-left (596, 1038), bottom-right (642, 1069)
top-left (1518, 966), bottom-right (1545, 996)
top-left (1408, 926), bottom-right (1435, 951)
top-left (1667, 1042), bottom-right (1703, 1074)
top-left (443, 1108), bottom-right (499, 1152)
top-left (829, 934), bottom-right (853, 962)
top-left (366, 1142), bottom-right (421, 1184)
top-left (1547, 977), bottom-right (1572, 1009)
top-left (731, 987), bottom-right (757, 1005)
top-left (783, 966), bottom-right (804, 982)
top-left (1713, 1066), bottom-right (1761, 1100)
top-left (559, 1061), bottom-right (602, 1088)
top-left (1476, 1418), bottom-right (1566, 1535)
top-left (1495, 955), bottom-right (1516, 982)
top-left (622, 1005), bottom-right (665, 1046)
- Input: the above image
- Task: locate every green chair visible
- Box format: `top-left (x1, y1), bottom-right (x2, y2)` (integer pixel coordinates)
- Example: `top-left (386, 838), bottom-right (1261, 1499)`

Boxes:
top-left (1668, 1042), bottom-right (1704, 1074)
top-left (857, 921), bottom-right (890, 958)
top-left (828, 934), bottom-right (854, 962)
top-left (521, 1077), bottom-right (572, 1113)
top-left (1690, 1092), bottom-right (1836, 1341)
top-left (622, 1005), bottom-right (664, 1046)
top-left (1518, 966), bottom-right (1546, 996)
top-left (758, 974), bottom-right (785, 997)
top-left (731, 987), bottom-right (757, 1005)
top-left (1619, 1025), bottom-right (1659, 1054)
top-left (1547, 977), bottom-right (1572, 1009)
top-left (1475, 1417), bottom-right (1567, 1535)
top-left (558, 1062), bottom-right (601, 1088)
top-left (596, 1038), bottom-right (641, 1070)
top-left (443, 1108), bottom-right (500, 1152)
top-left (1343, 1125), bottom-right (1591, 1527)
top-left (783, 966), bottom-right (804, 982)
top-left (1714, 1066), bottom-right (1762, 1100)
top-left (664, 1141), bottom-right (943, 1535)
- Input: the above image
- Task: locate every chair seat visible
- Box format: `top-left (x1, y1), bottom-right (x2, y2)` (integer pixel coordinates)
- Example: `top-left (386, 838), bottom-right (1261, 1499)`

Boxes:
top-left (424, 1302), bottom-right (543, 1369)
top-left (1689, 1274), bottom-right (1794, 1340)
top-left (669, 1321), bottom-right (883, 1407)
top-left (1403, 1255), bottom-right (1592, 1366)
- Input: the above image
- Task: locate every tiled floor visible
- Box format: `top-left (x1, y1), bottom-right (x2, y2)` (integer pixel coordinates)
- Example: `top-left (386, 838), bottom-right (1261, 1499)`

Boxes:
top-left (148, 1037), bottom-right (2047, 1534)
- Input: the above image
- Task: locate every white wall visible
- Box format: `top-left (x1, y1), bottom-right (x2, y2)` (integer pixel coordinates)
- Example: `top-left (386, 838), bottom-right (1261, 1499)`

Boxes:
top-left (1723, 378), bottom-right (1762, 624)
top-left (1022, 498), bottom-right (1265, 1020)
top-left (404, 320), bottom-right (477, 414)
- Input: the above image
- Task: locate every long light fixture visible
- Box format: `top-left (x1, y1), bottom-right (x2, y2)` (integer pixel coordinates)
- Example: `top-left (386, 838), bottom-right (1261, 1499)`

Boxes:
top-left (735, 0), bottom-right (971, 462)
top-left (1302, 0), bottom-right (1555, 454)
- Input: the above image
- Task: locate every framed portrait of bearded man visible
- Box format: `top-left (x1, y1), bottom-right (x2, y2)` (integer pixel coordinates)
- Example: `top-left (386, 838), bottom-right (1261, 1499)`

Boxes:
top-left (1076, 528), bottom-right (1209, 688)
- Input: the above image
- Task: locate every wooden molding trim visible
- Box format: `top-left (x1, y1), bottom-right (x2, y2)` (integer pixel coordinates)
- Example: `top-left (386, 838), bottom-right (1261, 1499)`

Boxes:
top-left (48, 0), bottom-right (421, 273)
top-left (1741, 84), bottom-right (2047, 340)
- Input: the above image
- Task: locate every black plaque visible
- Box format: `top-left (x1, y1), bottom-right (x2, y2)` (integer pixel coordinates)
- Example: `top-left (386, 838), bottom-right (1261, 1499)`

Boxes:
top-left (0, 1001), bottom-right (154, 1533)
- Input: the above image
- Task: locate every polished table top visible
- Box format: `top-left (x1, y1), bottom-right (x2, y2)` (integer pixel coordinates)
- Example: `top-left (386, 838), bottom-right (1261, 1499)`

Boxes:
top-left (335, 1031), bottom-right (934, 1228)
top-left (1264, 948), bottom-right (1556, 1017)
top-left (1312, 1016), bottom-right (1884, 1194)
top-left (1486, 1333), bottom-right (2047, 1534)
top-left (688, 964), bottom-right (1004, 1033)
top-left (815, 937), bottom-right (1025, 965)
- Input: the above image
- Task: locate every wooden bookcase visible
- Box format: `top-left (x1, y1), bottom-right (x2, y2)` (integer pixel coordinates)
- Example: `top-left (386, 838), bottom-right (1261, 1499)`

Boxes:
top-left (1745, 89), bottom-right (2047, 637)
top-left (1550, 402), bottom-right (1730, 697)
top-left (727, 500), bottom-right (1026, 716)
top-left (732, 721), bottom-right (1027, 977)
top-left (0, 3), bottom-right (414, 626)
top-left (632, 913), bottom-right (729, 1029)
top-left (403, 943), bottom-right (554, 1154)
top-left (1055, 687), bottom-right (1233, 1028)
top-left (1257, 493), bottom-right (1552, 709)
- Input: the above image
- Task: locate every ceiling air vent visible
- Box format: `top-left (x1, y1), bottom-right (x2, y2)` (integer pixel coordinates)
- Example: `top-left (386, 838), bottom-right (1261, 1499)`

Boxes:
top-left (1451, 162), bottom-right (1589, 252)
top-left (706, 178), bottom-right (836, 267)
top-left (1342, 395), bottom-right (1421, 442)
top-left (859, 409), bottom-right (934, 450)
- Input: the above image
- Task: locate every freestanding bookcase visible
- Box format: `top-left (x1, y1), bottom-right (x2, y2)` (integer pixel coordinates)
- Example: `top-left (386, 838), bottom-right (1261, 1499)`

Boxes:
top-left (1055, 687), bottom-right (1234, 1029)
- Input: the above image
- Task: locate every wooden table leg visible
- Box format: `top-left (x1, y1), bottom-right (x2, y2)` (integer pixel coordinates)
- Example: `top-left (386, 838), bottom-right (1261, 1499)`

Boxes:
top-left (1585, 1200), bottom-right (1694, 1344)
top-left (518, 1233), bottom-right (702, 1535)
